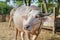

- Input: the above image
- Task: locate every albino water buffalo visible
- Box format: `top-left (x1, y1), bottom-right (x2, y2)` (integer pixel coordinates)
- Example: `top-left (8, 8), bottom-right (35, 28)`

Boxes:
top-left (8, 5), bottom-right (51, 40)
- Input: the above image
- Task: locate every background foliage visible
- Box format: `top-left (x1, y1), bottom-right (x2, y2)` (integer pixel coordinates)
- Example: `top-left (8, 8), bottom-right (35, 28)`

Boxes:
top-left (0, 0), bottom-right (59, 14)
top-left (0, 0), bottom-right (59, 22)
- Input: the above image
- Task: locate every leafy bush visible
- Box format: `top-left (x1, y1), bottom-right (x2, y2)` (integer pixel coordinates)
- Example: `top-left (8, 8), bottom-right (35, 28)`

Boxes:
top-left (0, 1), bottom-right (13, 14)
top-left (16, 1), bottom-right (23, 6)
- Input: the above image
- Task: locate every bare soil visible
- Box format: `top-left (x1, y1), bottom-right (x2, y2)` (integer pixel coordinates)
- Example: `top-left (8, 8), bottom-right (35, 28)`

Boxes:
top-left (0, 22), bottom-right (60, 40)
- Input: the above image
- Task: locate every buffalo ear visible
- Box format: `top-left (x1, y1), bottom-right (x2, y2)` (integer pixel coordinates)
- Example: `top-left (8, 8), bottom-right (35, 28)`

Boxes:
top-left (22, 15), bottom-right (28, 20)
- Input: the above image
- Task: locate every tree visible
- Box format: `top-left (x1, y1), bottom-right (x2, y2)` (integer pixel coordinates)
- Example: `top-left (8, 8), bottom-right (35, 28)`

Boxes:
top-left (0, 1), bottom-right (13, 22)
top-left (23, 0), bottom-right (31, 6)
top-left (28, 0), bottom-right (31, 6)
top-left (24, 0), bottom-right (27, 6)
top-left (43, 0), bottom-right (48, 14)
top-left (58, 0), bottom-right (60, 15)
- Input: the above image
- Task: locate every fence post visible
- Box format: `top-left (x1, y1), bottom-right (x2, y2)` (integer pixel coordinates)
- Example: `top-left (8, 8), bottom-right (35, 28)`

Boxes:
top-left (53, 7), bottom-right (55, 35)
top-left (53, 6), bottom-right (58, 34)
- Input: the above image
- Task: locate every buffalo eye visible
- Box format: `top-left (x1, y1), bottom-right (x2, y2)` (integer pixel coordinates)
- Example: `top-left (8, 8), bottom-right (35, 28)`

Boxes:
top-left (35, 15), bottom-right (39, 18)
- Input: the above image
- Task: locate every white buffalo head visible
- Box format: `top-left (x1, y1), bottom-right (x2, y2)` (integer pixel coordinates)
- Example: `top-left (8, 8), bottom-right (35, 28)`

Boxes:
top-left (22, 7), bottom-right (51, 31)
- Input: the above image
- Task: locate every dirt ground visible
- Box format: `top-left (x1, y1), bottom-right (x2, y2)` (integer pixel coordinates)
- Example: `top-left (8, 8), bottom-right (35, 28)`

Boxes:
top-left (0, 22), bottom-right (60, 40)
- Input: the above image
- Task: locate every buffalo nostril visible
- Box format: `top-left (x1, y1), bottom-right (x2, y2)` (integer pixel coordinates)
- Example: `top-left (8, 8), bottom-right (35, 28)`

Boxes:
top-left (26, 25), bottom-right (30, 29)
top-left (24, 25), bottom-right (30, 30)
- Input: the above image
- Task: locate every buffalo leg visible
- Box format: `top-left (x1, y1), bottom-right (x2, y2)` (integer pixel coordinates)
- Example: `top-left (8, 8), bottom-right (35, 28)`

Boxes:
top-left (21, 32), bottom-right (24, 40)
top-left (32, 35), bottom-right (37, 40)
top-left (8, 16), bottom-right (12, 27)
top-left (25, 31), bottom-right (30, 40)
top-left (15, 28), bottom-right (18, 40)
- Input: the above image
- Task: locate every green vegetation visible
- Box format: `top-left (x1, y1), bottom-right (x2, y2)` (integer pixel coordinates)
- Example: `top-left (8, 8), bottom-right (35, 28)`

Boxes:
top-left (0, 0), bottom-right (60, 22)
top-left (0, 2), bottom-right (7, 14)
top-left (0, 1), bottom-right (13, 14)
top-left (16, 1), bottom-right (23, 6)
top-left (0, 0), bottom-right (59, 14)
top-left (0, 0), bottom-right (23, 14)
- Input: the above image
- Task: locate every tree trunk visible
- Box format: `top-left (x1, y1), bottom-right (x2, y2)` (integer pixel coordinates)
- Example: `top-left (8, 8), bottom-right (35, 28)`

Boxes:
top-left (28, 0), bottom-right (31, 6)
top-left (58, 0), bottom-right (60, 7)
top-left (43, 0), bottom-right (48, 14)
top-left (58, 0), bottom-right (60, 15)
top-left (41, 4), bottom-right (43, 13)
top-left (54, 0), bottom-right (60, 16)
top-left (24, 0), bottom-right (27, 6)
top-left (23, 0), bottom-right (31, 6)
